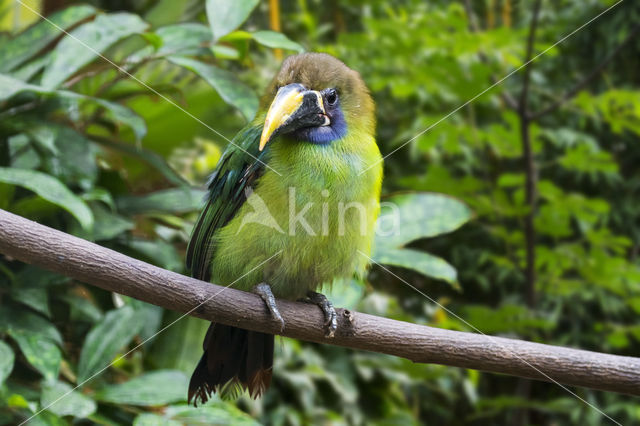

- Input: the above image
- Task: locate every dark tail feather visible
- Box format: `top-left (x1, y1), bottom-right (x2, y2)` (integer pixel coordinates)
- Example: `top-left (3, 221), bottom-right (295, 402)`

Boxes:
top-left (188, 323), bottom-right (274, 405)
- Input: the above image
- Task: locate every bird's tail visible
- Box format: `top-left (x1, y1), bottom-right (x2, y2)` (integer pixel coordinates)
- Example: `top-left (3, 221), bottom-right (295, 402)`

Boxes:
top-left (188, 322), bottom-right (274, 405)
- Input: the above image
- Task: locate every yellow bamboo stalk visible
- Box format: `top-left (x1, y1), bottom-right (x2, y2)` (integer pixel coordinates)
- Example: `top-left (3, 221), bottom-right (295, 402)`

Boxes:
top-left (502, 0), bottom-right (512, 28)
top-left (487, 0), bottom-right (495, 29)
top-left (269, 0), bottom-right (283, 60)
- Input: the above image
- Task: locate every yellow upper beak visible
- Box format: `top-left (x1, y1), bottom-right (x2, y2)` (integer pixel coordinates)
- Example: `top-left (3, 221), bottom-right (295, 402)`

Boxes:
top-left (259, 85), bottom-right (326, 151)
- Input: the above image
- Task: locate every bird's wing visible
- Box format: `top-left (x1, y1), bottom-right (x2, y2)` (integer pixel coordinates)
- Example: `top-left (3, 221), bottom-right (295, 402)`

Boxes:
top-left (186, 125), bottom-right (266, 281)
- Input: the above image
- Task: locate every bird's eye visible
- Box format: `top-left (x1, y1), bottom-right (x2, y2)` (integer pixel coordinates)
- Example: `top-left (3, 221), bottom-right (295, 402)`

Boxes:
top-left (325, 89), bottom-right (338, 106)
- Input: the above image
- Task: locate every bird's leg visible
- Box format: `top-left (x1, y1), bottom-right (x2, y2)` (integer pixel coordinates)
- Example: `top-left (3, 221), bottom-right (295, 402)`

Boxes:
top-left (253, 282), bottom-right (285, 332)
top-left (303, 291), bottom-right (338, 338)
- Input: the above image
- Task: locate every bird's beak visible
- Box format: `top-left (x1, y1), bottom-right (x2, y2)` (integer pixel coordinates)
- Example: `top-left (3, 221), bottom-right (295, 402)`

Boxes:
top-left (259, 83), bottom-right (330, 151)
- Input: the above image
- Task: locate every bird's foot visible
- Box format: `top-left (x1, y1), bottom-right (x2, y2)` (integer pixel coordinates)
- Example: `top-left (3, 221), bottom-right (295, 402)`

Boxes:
top-left (302, 291), bottom-right (337, 338)
top-left (253, 282), bottom-right (285, 332)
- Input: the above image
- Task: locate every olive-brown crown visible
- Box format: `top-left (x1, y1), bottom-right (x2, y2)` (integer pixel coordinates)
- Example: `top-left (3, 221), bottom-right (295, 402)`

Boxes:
top-left (261, 53), bottom-right (375, 135)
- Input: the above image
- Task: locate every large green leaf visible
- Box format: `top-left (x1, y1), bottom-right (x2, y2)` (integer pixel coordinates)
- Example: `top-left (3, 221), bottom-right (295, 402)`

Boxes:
top-left (77, 306), bottom-right (143, 383)
top-left (41, 13), bottom-right (149, 88)
top-left (155, 23), bottom-right (212, 56)
top-left (372, 193), bottom-right (471, 286)
top-left (375, 193), bottom-right (472, 248)
top-left (95, 370), bottom-right (188, 406)
top-left (0, 306), bottom-right (62, 345)
top-left (372, 246), bottom-right (459, 287)
top-left (0, 341), bottom-right (15, 385)
top-left (0, 5), bottom-right (97, 73)
top-left (205, 0), bottom-right (259, 40)
top-left (116, 188), bottom-right (205, 215)
top-left (0, 167), bottom-right (93, 230)
top-left (251, 31), bottom-right (304, 52)
top-left (168, 56), bottom-right (258, 121)
top-left (41, 381), bottom-right (97, 418)
top-left (9, 332), bottom-right (61, 382)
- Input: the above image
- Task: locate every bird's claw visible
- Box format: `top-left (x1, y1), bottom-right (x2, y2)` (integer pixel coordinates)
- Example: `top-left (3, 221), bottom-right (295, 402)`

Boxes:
top-left (304, 291), bottom-right (338, 338)
top-left (254, 282), bottom-right (285, 332)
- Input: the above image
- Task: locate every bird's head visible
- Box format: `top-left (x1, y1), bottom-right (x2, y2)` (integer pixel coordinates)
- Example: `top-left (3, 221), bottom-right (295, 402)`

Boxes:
top-left (258, 53), bottom-right (375, 151)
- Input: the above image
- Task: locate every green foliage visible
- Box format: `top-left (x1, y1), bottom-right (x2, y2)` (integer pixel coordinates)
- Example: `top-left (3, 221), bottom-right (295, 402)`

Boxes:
top-left (206, 0), bottom-right (259, 41)
top-left (374, 193), bottom-right (472, 285)
top-left (1, 0), bottom-right (639, 425)
top-left (0, 167), bottom-right (93, 229)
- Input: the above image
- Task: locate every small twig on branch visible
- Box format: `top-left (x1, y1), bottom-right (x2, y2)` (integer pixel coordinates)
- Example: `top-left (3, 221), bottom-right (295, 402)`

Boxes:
top-left (531, 23), bottom-right (640, 120)
top-left (0, 209), bottom-right (639, 396)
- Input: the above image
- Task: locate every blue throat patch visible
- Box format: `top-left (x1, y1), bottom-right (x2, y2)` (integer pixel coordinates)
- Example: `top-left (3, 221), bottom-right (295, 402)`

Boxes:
top-left (295, 105), bottom-right (347, 145)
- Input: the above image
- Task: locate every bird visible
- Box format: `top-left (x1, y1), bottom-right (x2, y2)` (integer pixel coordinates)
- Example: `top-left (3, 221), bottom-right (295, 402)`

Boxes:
top-left (186, 52), bottom-right (383, 405)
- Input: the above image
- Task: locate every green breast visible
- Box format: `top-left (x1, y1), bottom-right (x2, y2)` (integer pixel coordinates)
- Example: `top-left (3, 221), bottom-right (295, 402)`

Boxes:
top-left (209, 133), bottom-right (382, 299)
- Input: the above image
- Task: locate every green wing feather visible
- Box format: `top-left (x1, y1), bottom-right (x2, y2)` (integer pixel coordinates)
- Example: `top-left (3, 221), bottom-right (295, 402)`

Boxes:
top-left (186, 125), bottom-right (266, 281)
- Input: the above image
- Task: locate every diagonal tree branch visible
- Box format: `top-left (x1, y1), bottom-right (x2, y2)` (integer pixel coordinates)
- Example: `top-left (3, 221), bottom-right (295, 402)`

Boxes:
top-left (0, 208), bottom-right (639, 396)
top-left (530, 22), bottom-right (640, 120)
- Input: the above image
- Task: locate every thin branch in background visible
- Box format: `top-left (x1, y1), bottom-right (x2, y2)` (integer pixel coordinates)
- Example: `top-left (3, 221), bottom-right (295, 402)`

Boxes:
top-left (531, 23), bottom-right (640, 120)
top-left (519, 0), bottom-right (542, 309)
top-left (513, 2), bottom-right (543, 425)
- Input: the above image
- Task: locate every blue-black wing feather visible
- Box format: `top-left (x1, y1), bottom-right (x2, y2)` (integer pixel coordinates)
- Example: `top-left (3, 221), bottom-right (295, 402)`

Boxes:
top-left (186, 125), bottom-right (266, 281)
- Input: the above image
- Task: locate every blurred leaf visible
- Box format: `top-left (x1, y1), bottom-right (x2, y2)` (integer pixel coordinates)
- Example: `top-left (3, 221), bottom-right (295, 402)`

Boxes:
top-left (116, 188), bottom-right (205, 215)
top-left (58, 293), bottom-right (103, 323)
top-left (41, 381), bottom-right (97, 418)
top-left (41, 13), bottom-right (149, 88)
top-left (10, 285), bottom-right (49, 317)
top-left (0, 5), bottom-right (96, 73)
top-left (77, 306), bottom-right (143, 383)
top-left (168, 56), bottom-right (258, 120)
top-left (373, 246), bottom-right (459, 286)
top-left (0, 74), bottom-right (146, 141)
top-left (155, 23), bottom-right (212, 55)
top-left (82, 188), bottom-right (116, 210)
top-left (322, 278), bottom-right (364, 310)
top-left (0, 167), bottom-right (93, 229)
top-left (9, 332), bottom-right (61, 382)
top-left (91, 98), bottom-right (148, 142)
top-left (134, 413), bottom-right (181, 426)
top-left (10, 53), bottom-right (51, 82)
top-left (206, 0), bottom-right (259, 40)
top-left (95, 370), bottom-right (188, 406)
top-left (127, 299), bottom-right (164, 341)
top-left (93, 137), bottom-right (187, 186)
top-left (251, 31), bottom-right (304, 52)
top-left (22, 409), bottom-right (66, 426)
top-left (127, 239), bottom-right (183, 272)
top-left (376, 193), bottom-right (472, 248)
top-left (148, 315), bottom-right (209, 375)
top-left (0, 306), bottom-right (62, 344)
top-left (40, 126), bottom-right (98, 189)
top-left (72, 203), bottom-right (133, 241)
top-left (165, 403), bottom-right (260, 425)
top-left (0, 340), bottom-right (15, 385)
top-left (5, 315), bottom-right (62, 381)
